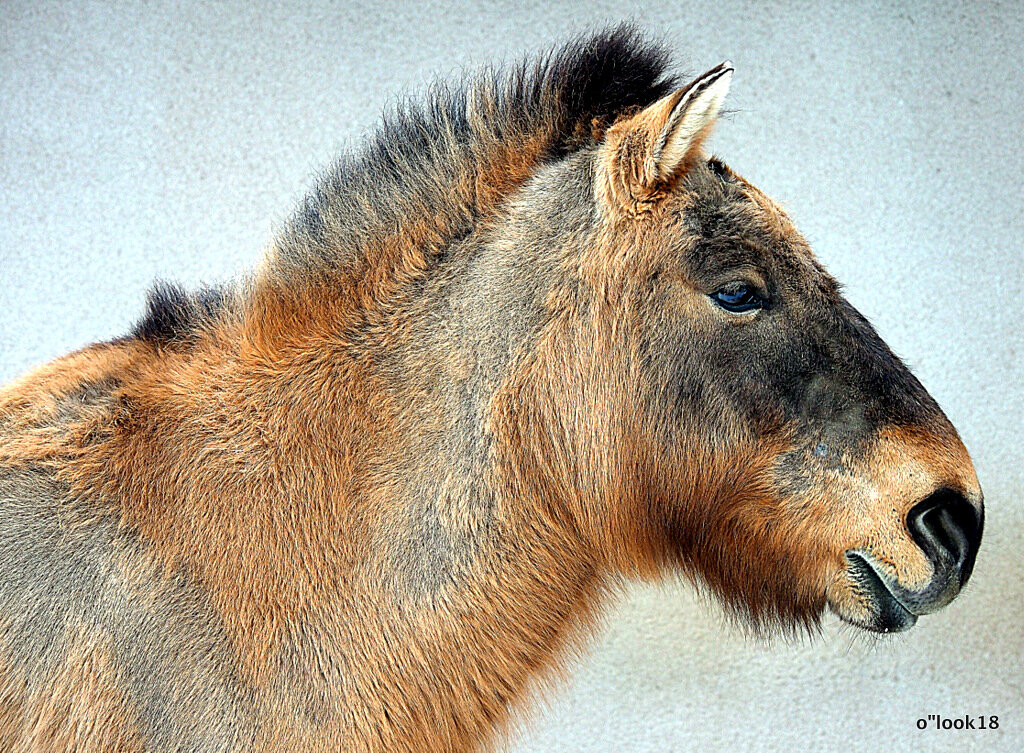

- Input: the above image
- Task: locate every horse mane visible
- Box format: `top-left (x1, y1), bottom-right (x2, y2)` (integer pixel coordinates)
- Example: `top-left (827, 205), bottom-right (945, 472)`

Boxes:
top-left (135, 25), bottom-right (678, 345)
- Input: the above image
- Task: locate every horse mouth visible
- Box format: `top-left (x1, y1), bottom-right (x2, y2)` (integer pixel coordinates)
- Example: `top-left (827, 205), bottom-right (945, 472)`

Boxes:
top-left (838, 551), bottom-right (918, 633)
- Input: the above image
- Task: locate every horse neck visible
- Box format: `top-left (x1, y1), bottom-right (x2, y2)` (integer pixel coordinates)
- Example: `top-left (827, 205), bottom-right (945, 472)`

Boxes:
top-left (90, 262), bottom-right (605, 739)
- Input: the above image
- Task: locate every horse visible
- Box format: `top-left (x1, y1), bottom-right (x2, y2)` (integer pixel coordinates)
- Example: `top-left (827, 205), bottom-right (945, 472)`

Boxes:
top-left (0, 26), bottom-right (983, 753)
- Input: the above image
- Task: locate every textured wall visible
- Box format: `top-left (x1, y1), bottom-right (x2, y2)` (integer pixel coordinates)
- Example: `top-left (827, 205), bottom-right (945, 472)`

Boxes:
top-left (1, 1), bottom-right (1021, 751)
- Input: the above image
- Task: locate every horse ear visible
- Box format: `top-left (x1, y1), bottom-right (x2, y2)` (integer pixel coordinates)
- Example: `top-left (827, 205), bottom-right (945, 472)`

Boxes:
top-left (600, 62), bottom-right (733, 208)
top-left (649, 62), bottom-right (733, 181)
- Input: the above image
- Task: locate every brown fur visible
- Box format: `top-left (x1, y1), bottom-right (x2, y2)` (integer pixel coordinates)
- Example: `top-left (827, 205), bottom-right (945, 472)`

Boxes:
top-left (0, 29), bottom-right (982, 752)
top-left (0, 624), bottom-right (144, 753)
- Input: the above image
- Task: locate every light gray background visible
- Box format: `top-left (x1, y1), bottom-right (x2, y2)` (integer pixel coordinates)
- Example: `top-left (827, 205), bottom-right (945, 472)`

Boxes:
top-left (1, 1), bottom-right (1021, 751)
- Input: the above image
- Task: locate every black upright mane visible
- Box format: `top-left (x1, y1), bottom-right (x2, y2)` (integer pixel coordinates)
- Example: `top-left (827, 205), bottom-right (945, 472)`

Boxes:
top-left (275, 24), bottom-right (677, 276)
top-left (134, 25), bottom-right (678, 345)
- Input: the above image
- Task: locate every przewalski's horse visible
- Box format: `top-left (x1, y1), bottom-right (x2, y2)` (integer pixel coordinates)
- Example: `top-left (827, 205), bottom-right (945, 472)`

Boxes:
top-left (0, 27), bottom-right (983, 753)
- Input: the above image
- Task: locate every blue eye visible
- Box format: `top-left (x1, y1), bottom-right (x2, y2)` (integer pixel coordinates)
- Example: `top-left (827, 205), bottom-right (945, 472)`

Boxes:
top-left (711, 284), bottom-right (766, 313)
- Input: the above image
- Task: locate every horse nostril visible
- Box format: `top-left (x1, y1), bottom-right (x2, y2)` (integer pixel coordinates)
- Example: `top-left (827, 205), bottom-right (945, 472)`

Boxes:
top-left (906, 489), bottom-right (983, 588)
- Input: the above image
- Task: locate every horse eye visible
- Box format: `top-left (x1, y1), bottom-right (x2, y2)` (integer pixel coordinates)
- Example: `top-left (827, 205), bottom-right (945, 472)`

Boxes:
top-left (711, 283), bottom-right (766, 313)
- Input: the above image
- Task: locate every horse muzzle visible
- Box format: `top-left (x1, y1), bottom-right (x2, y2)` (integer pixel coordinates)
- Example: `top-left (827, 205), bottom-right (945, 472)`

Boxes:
top-left (844, 487), bottom-right (983, 632)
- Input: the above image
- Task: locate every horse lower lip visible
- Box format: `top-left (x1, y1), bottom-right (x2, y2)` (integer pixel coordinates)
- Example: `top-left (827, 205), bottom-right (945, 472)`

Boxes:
top-left (845, 552), bottom-right (918, 632)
